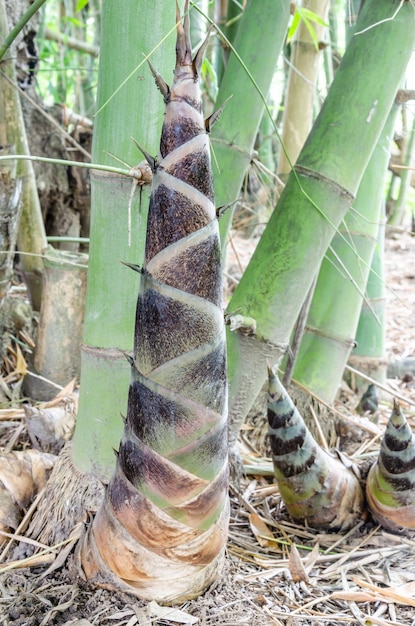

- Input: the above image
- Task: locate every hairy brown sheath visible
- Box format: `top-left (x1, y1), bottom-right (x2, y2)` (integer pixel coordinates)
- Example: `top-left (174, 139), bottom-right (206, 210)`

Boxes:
top-left (81, 2), bottom-right (229, 603)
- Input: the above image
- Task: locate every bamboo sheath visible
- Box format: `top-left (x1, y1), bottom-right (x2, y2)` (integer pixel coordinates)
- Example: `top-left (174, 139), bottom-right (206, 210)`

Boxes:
top-left (81, 3), bottom-right (228, 603)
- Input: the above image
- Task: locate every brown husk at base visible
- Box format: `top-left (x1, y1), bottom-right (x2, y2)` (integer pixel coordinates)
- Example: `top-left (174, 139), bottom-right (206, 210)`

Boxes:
top-left (25, 441), bottom-right (104, 549)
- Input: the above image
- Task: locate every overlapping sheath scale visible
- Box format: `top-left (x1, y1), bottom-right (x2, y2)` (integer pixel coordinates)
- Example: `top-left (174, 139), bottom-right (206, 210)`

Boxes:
top-left (82, 3), bottom-right (228, 603)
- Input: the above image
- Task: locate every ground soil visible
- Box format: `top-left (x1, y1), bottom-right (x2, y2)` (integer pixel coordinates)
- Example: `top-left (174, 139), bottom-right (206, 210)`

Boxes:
top-left (1, 229), bottom-right (415, 626)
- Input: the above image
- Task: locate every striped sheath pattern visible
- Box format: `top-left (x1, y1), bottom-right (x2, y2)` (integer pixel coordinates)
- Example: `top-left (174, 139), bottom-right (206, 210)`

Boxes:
top-left (366, 400), bottom-right (415, 532)
top-left (81, 3), bottom-right (229, 603)
top-left (267, 368), bottom-right (364, 531)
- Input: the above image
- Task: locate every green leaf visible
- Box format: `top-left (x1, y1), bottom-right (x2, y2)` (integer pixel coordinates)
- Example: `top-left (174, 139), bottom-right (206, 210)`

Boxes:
top-left (301, 7), bottom-right (328, 28)
top-left (286, 7), bottom-right (328, 49)
top-left (302, 15), bottom-right (319, 49)
top-left (62, 16), bottom-right (85, 28)
top-left (286, 11), bottom-right (301, 45)
top-left (76, 0), bottom-right (89, 11)
top-left (201, 57), bottom-right (218, 102)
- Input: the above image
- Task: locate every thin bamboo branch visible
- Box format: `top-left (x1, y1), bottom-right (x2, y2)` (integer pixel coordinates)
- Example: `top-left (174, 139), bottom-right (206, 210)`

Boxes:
top-left (0, 154), bottom-right (131, 177)
top-left (43, 27), bottom-right (99, 57)
top-left (0, 0), bottom-right (48, 61)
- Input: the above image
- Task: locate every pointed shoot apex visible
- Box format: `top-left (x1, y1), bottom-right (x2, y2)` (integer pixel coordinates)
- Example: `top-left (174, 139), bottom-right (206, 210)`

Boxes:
top-left (122, 351), bottom-right (134, 367)
top-left (176, 0), bottom-right (192, 68)
top-left (390, 399), bottom-right (406, 429)
top-left (268, 365), bottom-right (284, 402)
top-left (193, 24), bottom-right (213, 75)
top-left (205, 95), bottom-right (233, 133)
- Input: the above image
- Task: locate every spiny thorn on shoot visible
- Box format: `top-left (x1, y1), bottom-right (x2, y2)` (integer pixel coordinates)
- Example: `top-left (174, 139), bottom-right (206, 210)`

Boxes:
top-left (215, 197), bottom-right (240, 219)
top-left (193, 24), bottom-right (214, 76)
top-left (147, 57), bottom-right (170, 103)
top-left (130, 137), bottom-right (157, 171)
top-left (391, 398), bottom-right (404, 427)
top-left (205, 95), bottom-right (232, 133)
top-left (122, 351), bottom-right (134, 366)
top-left (121, 261), bottom-right (142, 274)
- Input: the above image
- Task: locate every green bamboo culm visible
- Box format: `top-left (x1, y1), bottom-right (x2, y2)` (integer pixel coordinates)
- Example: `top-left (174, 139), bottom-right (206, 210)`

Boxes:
top-left (388, 110), bottom-right (415, 227)
top-left (257, 105), bottom-right (277, 186)
top-left (277, 0), bottom-right (330, 179)
top-left (350, 206), bottom-right (387, 387)
top-left (292, 104), bottom-right (400, 402)
top-left (0, 2), bottom-right (22, 304)
top-left (210, 0), bottom-right (291, 246)
top-left (226, 0), bottom-right (415, 434)
top-left (210, 0), bottom-right (242, 89)
top-left (72, 0), bottom-right (175, 481)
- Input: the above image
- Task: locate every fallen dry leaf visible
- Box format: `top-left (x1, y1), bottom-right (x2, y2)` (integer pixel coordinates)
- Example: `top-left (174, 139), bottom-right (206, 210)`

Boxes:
top-left (15, 344), bottom-right (28, 376)
top-left (304, 542), bottom-right (320, 574)
top-left (332, 590), bottom-right (386, 603)
top-left (288, 543), bottom-right (310, 583)
top-left (332, 576), bottom-right (415, 608)
top-left (47, 378), bottom-right (76, 406)
top-left (24, 396), bottom-right (76, 452)
top-left (248, 513), bottom-right (275, 547)
top-left (0, 449), bottom-right (56, 536)
top-left (147, 600), bottom-right (199, 624)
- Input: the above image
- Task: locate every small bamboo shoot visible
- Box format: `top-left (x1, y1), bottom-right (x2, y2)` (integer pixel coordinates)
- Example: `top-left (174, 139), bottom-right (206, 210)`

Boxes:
top-left (366, 400), bottom-right (415, 532)
top-left (267, 368), bottom-right (364, 530)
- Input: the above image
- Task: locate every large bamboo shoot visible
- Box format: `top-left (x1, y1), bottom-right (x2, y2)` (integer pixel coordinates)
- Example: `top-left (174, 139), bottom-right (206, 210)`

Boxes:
top-left (81, 2), bottom-right (228, 603)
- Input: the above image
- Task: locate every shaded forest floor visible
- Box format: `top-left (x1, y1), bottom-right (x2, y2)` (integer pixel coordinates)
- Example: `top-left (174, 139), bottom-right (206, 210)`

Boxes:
top-left (1, 229), bottom-right (415, 626)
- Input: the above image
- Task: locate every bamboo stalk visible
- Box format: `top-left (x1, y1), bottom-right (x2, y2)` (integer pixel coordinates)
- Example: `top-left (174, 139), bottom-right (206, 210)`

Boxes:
top-left (43, 27), bottom-right (99, 57)
top-left (24, 247), bottom-right (88, 401)
top-left (277, 0), bottom-right (330, 178)
top-left (292, 104), bottom-right (399, 401)
top-left (226, 0), bottom-right (415, 431)
top-left (71, 0), bottom-right (176, 479)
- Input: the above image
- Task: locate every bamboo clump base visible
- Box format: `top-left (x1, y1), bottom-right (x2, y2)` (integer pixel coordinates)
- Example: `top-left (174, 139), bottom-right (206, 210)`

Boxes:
top-left (1, 382), bottom-right (415, 624)
top-left (1, 233), bottom-right (415, 623)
